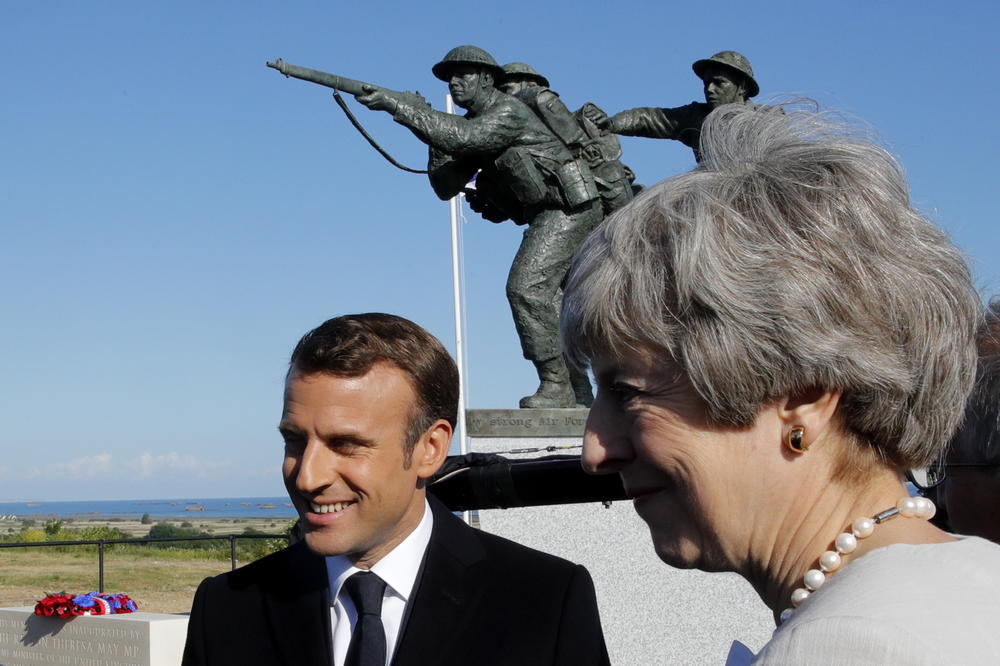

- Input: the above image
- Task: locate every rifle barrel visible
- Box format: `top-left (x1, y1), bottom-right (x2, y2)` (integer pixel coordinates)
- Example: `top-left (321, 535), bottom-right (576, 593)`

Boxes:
top-left (266, 59), bottom-right (372, 96)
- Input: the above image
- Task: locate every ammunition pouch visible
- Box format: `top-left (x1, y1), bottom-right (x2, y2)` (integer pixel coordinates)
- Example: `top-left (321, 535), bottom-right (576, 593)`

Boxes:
top-left (494, 146), bottom-right (548, 208)
top-left (554, 159), bottom-right (599, 209)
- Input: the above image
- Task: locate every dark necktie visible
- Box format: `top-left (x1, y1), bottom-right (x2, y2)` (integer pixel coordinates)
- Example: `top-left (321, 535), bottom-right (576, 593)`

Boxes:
top-left (343, 571), bottom-right (388, 666)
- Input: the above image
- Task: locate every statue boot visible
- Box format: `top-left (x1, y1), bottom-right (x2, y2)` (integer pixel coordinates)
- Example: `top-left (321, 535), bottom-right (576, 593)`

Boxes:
top-left (519, 356), bottom-right (576, 408)
top-left (568, 363), bottom-right (594, 408)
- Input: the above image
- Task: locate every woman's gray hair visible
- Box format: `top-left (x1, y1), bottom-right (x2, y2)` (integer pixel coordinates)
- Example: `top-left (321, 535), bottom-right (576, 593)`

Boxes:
top-left (561, 103), bottom-right (980, 470)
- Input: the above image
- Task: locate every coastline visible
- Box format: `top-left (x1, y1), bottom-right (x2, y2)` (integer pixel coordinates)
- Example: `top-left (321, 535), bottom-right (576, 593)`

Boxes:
top-left (0, 514), bottom-right (293, 538)
top-left (0, 497), bottom-right (296, 522)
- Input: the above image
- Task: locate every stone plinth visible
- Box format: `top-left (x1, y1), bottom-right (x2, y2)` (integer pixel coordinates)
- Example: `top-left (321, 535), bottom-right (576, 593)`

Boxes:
top-left (0, 607), bottom-right (188, 666)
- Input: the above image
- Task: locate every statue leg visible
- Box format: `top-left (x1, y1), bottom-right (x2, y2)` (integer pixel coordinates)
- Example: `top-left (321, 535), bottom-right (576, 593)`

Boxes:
top-left (507, 205), bottom-right (600, 408)
top-left (567, 362), bottom-right (594, 407)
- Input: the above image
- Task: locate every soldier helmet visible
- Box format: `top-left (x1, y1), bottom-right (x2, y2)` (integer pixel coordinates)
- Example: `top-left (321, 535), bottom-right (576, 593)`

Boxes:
top-left (432, 45), bottom-right (504, 82)
top-left (500, 62), bottom-right (550, 88)
top-left (691, 51), bottom-right (759, 98)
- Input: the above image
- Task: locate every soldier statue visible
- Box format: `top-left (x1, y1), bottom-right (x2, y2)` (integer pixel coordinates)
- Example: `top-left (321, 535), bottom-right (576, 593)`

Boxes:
top-left (498, 62), bottom-right (634, 216)
top-left (588, 50), bottom-right (760, 162)
top-left (355, 45), bottom-right (602, 408)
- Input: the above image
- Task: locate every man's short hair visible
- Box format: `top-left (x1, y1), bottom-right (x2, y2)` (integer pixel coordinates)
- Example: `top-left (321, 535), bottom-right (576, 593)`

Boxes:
top-left (289, 313), bottom-right (459, 453)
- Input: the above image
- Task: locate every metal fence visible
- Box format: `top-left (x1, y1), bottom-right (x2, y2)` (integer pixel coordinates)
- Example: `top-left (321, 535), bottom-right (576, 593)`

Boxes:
top-left (0, 534), bottom-right (290, 593)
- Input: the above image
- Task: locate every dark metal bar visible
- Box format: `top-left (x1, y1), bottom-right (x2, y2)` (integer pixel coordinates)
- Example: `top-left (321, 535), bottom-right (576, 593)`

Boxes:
top-left (0, 534), bottom-right (293, 592)
top-left (98, 541), bottom-right (105, 593)
top-left (429, 457), bottom-right (628, 511)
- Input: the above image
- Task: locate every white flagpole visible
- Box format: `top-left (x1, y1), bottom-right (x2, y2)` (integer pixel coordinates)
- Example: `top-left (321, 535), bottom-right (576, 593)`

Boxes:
top-left (445, 93), bottom-right (468, 457)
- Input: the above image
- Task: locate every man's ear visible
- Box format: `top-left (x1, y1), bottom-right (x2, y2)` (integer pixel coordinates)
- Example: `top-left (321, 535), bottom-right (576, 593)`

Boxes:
top-left (776, 387), bottom-right (842, 451)
top-left (412, 419), bottom-right (453, 479)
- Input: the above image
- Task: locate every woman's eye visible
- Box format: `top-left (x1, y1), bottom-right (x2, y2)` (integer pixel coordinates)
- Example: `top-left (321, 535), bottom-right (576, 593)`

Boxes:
top-left (609, 383), bottom-right (639, 402)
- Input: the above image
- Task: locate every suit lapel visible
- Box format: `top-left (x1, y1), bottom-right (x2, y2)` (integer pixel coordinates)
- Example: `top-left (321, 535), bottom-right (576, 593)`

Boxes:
top-left (391, 498), bottom-right (488, 666)
top-left (261, 541), bottom-right (333, 665)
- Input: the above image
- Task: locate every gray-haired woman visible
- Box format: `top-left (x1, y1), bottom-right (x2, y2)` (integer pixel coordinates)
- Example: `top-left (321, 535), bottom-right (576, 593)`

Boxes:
top-left (562, 105), bottom-right (1000, 663)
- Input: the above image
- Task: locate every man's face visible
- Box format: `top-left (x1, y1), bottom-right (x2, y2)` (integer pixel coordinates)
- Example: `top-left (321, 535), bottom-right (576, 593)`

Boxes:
top-left (499, 77), bottom-right (531, 95)
top-left (447, 65), bottom-right (489, 108)
top-left (701, 67), bottom-right (746, 108)
top-left (279, 364), bottom-right (446, 567)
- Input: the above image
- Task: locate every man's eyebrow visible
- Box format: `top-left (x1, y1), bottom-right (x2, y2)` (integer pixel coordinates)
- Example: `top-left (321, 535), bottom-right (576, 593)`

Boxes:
top-left (326, 433), bottom-right (377, 448)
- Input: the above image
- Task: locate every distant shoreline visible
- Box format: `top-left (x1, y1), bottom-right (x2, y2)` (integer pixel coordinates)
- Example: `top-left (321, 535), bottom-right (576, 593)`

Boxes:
top-left (0, 496), bottom-right (296, 521)
top-left (4, 511), bottom-right (294, 521)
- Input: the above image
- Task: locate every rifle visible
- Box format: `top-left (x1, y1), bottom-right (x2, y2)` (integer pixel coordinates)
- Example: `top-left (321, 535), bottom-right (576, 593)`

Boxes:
top-left (266, 58), bottom-right (430, 174)
top-left (266, 58), bottom-right (429, 106)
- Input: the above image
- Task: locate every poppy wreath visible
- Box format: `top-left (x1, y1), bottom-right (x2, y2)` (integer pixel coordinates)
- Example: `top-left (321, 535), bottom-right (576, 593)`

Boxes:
top-left (34, 592), bottom-right (138, 618)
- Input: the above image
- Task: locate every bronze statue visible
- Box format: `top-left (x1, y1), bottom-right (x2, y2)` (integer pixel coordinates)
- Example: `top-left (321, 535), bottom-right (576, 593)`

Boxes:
top-left (587, 50), bottom-right (760, 161)
top-left (499, 63), bottom-right (634, 216)
top-left (268, 47), bottom-right (601, 408)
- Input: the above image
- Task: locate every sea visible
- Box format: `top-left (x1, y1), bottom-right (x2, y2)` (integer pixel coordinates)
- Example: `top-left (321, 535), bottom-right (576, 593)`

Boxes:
top-left (0, 497), bottom-right (297, 521)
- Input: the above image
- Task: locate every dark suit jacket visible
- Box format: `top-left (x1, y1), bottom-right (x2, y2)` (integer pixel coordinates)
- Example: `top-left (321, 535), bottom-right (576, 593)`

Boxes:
top-left (182, 497), bottom-right (611, 665)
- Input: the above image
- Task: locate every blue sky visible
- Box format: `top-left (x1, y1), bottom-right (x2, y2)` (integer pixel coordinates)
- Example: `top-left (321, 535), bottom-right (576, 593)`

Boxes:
top-left (2, 0), bottom-right (997, 500)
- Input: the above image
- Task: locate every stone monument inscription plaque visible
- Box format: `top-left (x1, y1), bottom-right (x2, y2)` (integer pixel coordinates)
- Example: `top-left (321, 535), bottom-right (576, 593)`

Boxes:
top-left (0, 607), bottom-right (187, 666)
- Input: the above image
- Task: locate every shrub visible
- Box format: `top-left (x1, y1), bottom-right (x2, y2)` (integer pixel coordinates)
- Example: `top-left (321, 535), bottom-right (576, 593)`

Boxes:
top-left (20, 528), bottom-right (45, 542)
top-left (145, 522), bottom-right (216, 549)
top-left (140, 513), bottom-right (152, 525)
top-left (77, 525), bottom-right (131, 541)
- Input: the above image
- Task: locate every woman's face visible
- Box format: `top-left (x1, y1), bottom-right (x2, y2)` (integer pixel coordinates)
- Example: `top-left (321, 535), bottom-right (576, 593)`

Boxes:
top-left (585, 352), bottom-right (779, 572)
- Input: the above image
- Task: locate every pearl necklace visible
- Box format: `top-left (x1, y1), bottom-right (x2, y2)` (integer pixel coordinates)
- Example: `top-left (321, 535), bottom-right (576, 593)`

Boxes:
top-left (779, 495), bottom-right (936, 624)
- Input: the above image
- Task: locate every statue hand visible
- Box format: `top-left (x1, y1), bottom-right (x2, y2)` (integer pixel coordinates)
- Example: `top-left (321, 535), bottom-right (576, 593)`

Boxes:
top-left (466, 191), bottom-right (508, 223)
top-left (412, 91), bottom-right (431, 108)
top-left (355, 85), bottom-right (400, 113)
top-left (582, 105), bottom-right (609, 129)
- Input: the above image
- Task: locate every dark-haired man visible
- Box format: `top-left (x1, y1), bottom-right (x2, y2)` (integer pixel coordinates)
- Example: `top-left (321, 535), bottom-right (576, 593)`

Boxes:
top-left (587, 50), bottom-right (761, 161)
top-left (182, 313), bottom-right (610, 666)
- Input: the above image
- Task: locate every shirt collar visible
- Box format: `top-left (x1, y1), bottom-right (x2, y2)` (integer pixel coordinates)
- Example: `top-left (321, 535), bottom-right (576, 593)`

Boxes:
top-left (326, 498), bottom-right (434, 604)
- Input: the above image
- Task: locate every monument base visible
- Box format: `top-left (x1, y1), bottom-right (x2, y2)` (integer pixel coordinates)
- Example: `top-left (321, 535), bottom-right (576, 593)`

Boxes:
top-left (0, 607), bottom-right (188, 666)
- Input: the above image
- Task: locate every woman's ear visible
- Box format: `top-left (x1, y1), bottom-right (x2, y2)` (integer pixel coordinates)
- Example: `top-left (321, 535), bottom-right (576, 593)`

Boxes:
top-left (776, 387), bottom-right (842, 451)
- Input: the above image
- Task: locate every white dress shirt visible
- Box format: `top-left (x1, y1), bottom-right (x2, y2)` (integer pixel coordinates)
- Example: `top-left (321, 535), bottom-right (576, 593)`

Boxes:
top-left (326, 499), bottom-right (434, 666)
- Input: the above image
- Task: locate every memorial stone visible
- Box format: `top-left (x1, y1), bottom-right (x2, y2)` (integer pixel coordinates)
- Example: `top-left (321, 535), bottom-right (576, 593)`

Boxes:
top-left (0, 607), bottom-right (187, 666)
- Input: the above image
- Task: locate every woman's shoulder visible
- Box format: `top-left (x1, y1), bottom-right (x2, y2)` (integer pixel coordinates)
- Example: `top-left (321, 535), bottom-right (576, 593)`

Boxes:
top-left (754, 537), bottom-right (1000, 664)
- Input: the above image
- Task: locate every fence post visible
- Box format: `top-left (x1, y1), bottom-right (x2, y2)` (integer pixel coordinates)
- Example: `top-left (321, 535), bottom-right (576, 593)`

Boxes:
top-left (98, 541), bottom-right (105, 593)
top-left (230, 536), bottom-right (237, 570)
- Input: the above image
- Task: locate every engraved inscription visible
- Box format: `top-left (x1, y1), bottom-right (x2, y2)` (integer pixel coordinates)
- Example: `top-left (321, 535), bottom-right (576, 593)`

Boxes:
top-left (466, 408), bottom-right (589, 437)
top-left (0, 610), bottom-right (149, 666)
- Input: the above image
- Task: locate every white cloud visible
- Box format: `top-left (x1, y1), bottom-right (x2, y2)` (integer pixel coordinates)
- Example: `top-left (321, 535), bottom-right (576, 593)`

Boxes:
top-left (25, 451), bottom-right (232, 482)
top-left (25, 452), bottom-right (114, 479)
top-left (124, 451), bottom-right (231, 479)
